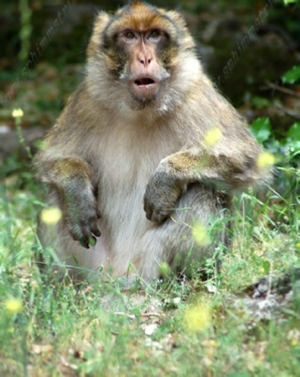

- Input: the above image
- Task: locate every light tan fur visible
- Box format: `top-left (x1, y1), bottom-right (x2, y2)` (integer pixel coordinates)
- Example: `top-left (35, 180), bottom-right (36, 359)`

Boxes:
top-left (34, 2), bottom-right (271, 281)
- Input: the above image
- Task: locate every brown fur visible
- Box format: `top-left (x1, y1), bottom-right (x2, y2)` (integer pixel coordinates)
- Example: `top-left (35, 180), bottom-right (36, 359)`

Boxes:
top-left (34, 2), bottom-right (271, 281)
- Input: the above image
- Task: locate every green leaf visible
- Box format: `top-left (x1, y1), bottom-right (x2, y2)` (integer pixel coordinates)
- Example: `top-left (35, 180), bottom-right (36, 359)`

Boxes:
top-left (287, 122), bottom-right (300, 139)
top-left (250, 118), bottom-right (271, 143)
top-left (262, 259), bottom-right (271, 274)
top-left (286, 123), bottom-right (300, 151)
top-left (282, 66), bottom-right (300, 84)
top-left (251, 96), bottom-right (271, 109)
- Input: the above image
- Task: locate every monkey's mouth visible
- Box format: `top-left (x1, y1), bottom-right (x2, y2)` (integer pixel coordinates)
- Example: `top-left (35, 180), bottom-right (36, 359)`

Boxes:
top-left (134, 78), bottom-right (155, 86)
top-left (132, 77), bottom-right (158, 101)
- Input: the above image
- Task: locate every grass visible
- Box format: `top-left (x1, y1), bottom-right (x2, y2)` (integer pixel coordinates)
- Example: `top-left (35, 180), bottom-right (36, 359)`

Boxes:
top-left (0, 161), bottom-right (300, 377)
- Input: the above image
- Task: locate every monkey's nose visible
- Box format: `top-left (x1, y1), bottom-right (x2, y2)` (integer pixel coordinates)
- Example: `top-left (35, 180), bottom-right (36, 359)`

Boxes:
top-left (138, 55), bottom-right (152, 67)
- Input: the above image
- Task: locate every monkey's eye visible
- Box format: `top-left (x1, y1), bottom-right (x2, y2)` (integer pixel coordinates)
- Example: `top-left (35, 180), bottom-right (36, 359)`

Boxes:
top-left (124, 31), bottom-right (135, 40)
top-left (148, 30), bottom-right (161, 42)
top-left (120, 30), bottom-right (137, 45)
top-left (150, 30), bottom-right (160, 38)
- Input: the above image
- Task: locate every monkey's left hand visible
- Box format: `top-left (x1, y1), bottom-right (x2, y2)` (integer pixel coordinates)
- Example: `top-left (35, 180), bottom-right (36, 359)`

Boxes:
top-left (63, 190), bottom-right (101, 249)
top-left (143, 169), bottom-right (182, 223)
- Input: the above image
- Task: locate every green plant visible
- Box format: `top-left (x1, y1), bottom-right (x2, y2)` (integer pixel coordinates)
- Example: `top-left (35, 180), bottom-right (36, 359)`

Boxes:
top-left (18, 0), bottom-right (32, 63)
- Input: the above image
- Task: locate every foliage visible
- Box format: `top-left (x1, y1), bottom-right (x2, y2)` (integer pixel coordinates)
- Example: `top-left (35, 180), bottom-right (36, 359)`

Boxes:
top-left (255, 62), bottom-right (300, 162)
top-left (250, 62), bottom-right (300, 230)
top-left (0, 107), bottom-right (299, 375)
top-left (250, 118), bottom-right (271, 144)
top-left (283, 0), bottom-right (300, 4)
top-left (251, 118), bottom-right (300, 162)
top-left (282, 66), bottom-right (300, 84)
top-left (18, 0), bottom-right (32, 63)
top-left (0, 1), bottom-right (299, 374)
top-left (0, 165), bottom-right (299, 375)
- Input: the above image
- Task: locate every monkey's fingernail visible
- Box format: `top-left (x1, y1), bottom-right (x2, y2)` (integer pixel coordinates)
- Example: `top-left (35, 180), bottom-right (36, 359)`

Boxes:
top-left (80, 238), bottom-right (90, 249)
top-left (91, 226), bottom-right (101, 237)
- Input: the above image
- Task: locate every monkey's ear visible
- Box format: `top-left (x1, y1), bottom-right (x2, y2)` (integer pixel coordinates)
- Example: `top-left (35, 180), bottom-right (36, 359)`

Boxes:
top-left (87, 11), bottom-right (111, 57)
top-left (163, 9), bottom-right (195, 50)
top-left (163, 9), bottom-right (187, 29)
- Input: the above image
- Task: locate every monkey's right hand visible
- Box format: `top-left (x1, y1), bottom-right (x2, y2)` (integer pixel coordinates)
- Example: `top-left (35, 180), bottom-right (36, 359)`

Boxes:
top-left (63, 191), bottom-right (101, 249)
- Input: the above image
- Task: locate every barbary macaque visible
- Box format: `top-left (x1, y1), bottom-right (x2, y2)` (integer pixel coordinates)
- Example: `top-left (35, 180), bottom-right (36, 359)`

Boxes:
top-left (34, 2), bottom-right (271, 281)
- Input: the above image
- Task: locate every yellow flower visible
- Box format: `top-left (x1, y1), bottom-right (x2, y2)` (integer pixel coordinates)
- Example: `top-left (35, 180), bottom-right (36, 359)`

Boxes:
top-left (287, 329), bottom-right (300, 346)
top-left (257, 152), bottom-right (275, 169)
top-left (184, 302), bottom-right (211, 332)
top-left (12, 108), bottom-right (24, 118)
top-left (203, 127), bottom-right (223, 148)
top-left (40, 207), bottom-right (62, 225)
top-left (192, 223), bottom-right (210, 247)
top-left (291, 338), bottom-right (298, 346)
top-left (159, 262), bottom-right (171, 278)
top-left (5, 298), bottom-right (23, 313)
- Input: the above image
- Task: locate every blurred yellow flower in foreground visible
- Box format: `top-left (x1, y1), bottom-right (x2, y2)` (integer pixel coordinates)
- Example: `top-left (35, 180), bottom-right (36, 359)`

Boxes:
top-left (159, 262), bottom-right (171, 278)
top-left (5, 298), bottom-right (23, 313)
top-left (40, 207), bottom-right (62, 225)
top-left (203, 127), bottom-right (223, 148)
top-left (12, 108), bottom-right (24, 118)
top-left (192, 223), bottom-right (210, 247)
top-left (257, 152), bottom-right (275, 169)
top-left (184, 302), bottom-right (211, 332)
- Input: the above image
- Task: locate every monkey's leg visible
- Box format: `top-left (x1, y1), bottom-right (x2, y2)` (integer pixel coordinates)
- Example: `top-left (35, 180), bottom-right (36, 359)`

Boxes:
top-left (135, 183), bottom-right (232, 281)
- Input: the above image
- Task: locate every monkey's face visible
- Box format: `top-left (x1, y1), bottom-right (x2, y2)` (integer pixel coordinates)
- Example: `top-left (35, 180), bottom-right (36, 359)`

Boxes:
top-left (87, 2), bottom-right (198, 111)
top-left (115, 29), bottom-right (172, 103)
top-left (102, 4), bottom-right (180, 105)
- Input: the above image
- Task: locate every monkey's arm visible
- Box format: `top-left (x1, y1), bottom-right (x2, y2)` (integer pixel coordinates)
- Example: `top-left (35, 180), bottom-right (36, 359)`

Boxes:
top-left (144, 144), bottom-right (271, 223)
top-left (36, 156), bottom-right (101, 248)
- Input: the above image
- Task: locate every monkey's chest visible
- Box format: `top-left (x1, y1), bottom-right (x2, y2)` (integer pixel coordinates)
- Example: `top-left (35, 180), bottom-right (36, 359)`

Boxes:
top-left (95, 125), bottom-right (179, 232)
top-left (96, 151), bottom-right (157, 240)
top-left (96, 122), bottom-right (179, 190)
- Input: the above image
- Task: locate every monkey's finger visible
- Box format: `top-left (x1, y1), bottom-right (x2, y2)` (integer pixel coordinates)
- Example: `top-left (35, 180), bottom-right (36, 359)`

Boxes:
top-left (144, 198), bottom-right (160, 222)
top-left (151, 210), bottom-right (169, 223)
top-left (91, 224), bottom-right (101, 237)
top-left (96, 209), bottom-right (101, 219)
top-left (79, 237), bottom-right (90, 249)
top-left (144, 200), bottom-right (169, 223)
top-left (80, 224), bottom-right (99, 246)
top-left (69, 224), bottom-right (87, 244)
top-left (143, 197), bottom-right (153, 216)
top-left (145, 207), bottom-right (163, 223)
